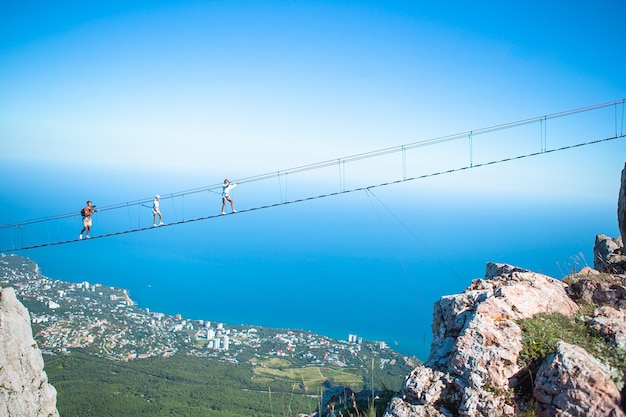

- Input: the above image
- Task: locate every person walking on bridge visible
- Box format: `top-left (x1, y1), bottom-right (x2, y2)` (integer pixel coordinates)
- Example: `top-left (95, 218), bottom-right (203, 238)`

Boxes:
top-left (221, 179), bottom-right (239, 214)
top-left (152, 194), bottom-right (164, 227)
top-left (79, 200), bottom-right (98, 239)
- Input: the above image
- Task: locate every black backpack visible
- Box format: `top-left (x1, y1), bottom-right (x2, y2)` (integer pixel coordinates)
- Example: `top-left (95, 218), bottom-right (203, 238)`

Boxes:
top-left (80, 208), bottom-right (86, 217)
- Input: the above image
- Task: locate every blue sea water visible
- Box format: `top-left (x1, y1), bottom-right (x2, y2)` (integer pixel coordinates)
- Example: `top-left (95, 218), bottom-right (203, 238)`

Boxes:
top-left (0, 159), bottom-right (622, 360)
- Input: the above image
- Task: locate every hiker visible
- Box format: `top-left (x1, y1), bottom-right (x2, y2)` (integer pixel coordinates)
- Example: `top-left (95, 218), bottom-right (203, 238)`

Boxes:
top-left (221, 179), bottom-right (239, 214)
top-left (152, 194), bottom-right (164, 227)
top-left (79, 201), bottom-right (98, 239)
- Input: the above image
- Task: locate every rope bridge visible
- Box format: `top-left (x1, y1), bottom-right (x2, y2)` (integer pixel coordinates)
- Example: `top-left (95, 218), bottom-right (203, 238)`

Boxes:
top-left (2, 99), bottom-right (624, 252)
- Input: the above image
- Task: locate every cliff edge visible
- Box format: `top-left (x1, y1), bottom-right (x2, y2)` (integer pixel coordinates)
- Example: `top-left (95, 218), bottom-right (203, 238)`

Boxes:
top-left (382, 162), bottom-right (626, 417)
top-left (382, 262), bottom-right (625, 417)
top-left (0, 286), bottom-right (59, 417)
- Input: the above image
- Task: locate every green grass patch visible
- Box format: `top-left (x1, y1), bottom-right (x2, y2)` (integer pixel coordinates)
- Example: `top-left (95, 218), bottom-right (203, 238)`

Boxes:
top-left (517, 312), bottom-right (626, 384)
top-left (253, 365), bottom-right (363, 390)
top-left (261, 357), bottom-right (292, 369)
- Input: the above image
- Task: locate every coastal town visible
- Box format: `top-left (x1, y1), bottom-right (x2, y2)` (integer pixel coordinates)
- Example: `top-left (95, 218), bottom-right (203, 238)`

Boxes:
top-left (1, 253), bottom-right (416, 372)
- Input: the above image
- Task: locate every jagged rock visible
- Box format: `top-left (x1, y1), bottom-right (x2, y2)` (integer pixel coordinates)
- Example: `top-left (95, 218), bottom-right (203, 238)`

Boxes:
top-left (534, 341), bottom-right (625, 417)
top-left (383, 263), bottom-right (579, 417)
top-left (589, 306), bottom-right (626, 350)
top-left (619, 162), bottom-right (626, 245)
top-left (0, 287), bottom-right (59, 417)
top-left (578, 266), bottom-right (600, 276)
top-left (567, 274), bottom-right (626, 310)
top-left (594, 234), bottom-right (626, 274)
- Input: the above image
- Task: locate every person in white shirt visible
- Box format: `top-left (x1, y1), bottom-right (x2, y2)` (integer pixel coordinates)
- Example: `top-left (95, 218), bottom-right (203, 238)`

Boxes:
top-left (221, 179), bottom-right (239, 214)
top-left (153, 195), bottom-right (164, 226)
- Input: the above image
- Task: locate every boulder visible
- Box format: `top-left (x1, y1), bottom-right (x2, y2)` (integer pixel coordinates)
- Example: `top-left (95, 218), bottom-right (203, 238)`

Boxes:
top-left (534, 341), bottom-right (625, 417)
top-left (589, 306), bottom-right (626, 350)
top-left (594, 234), bottom-right (626, 274)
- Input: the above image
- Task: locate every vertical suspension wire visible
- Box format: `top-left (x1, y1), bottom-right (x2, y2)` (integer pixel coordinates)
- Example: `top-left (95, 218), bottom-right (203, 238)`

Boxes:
top-left (622, 99), bottom-right (625, 136)
top-left (337, 159), bottom-right (341, 192)
top-left (402, 145), bottom-right (407, 181)
top-left (169, 195), bottom-right (179, 223)
top-left (126, 203), bottom-right (133, 231)
top-left (277, 171), bottom-right (282, 203)
top-left (338, 159), bottom-right (346, 192)
top-left (284, 172), bottom-right (288, 203)
top-left (615, 102), bottom-right (618, 138)
top-left (540, 117), bottom-right (547, 153)
top-left (616, 100), bottom-right (625, 137)
top-left (337, 159), bottom-right (345, 193)
top-left (10, 225), bottom-right (16, 249)
top-left (468, 132), bottom-right (473, 167)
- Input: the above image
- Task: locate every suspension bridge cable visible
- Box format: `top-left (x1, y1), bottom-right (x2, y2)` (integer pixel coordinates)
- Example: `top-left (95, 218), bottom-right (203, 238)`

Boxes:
top-left (1, 132), bottom-right (623, 253)
top-left (364, 188), bottom-right (466, 284)
top-left (363, 188), bottom-right (438, 315)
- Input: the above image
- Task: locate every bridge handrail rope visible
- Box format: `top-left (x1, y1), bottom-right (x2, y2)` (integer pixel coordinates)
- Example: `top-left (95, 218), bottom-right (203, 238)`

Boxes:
top-left (1, 99), bottom-right (624, 252)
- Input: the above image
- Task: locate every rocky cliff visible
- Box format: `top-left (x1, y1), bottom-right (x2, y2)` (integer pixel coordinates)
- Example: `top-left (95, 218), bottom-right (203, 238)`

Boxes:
top-left (0, 286), bottom-right (59, 417)
top-left (380, 162), bottom-right (626, 417)
top-left (380, 262), bottom-right (625, 417)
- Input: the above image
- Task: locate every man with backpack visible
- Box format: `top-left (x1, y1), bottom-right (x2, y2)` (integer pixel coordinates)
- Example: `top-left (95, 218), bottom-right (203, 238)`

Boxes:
top-left (79, 200), bottom-right (98, 239)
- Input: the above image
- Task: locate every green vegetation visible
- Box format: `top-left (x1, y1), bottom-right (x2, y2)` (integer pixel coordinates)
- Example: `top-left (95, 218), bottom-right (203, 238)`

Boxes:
top-left (45, 350), bottom-right (408, 417)
top-left (46, 350), bottom-right (318, 417)
top-left (517, 312), bottom-right (626, 382)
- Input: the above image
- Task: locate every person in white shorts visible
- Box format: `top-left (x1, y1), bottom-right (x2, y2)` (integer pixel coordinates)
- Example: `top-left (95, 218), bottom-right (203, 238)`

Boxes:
top-left (221, 179), bottom-right (239, 214)
top-left (153, 195), bottom-right (164, 227)
top-left (79, 200), bottom-right (98, 239)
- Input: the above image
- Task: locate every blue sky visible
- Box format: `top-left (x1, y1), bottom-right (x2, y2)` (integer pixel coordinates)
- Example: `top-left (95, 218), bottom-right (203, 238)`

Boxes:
top-left (2, 1), bottom-right (624, 175)
top-left (1, 1), bottom-right (625, 358)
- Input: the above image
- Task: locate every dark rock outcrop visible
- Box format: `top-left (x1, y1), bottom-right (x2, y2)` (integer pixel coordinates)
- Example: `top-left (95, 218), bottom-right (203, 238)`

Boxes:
top-left (594, 234), bottom-right (626, 274)
top-left (567, 269), bottom-right (626, 309)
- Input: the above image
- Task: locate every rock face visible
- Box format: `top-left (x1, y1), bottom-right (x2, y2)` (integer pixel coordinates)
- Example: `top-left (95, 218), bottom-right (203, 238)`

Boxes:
top-left (534, 341), bottom-right (625, 417)
top-left (383, 263), bottom-right (626, 417)
top-left (0, 287), bottom-right (59, 417)
top-left (567, 267), bottom-right (626, 309)
top-left (594, 234), bottom-right (626, 274)
top-left (617, 160), bottom-right (626, 242)
top-left (589, 306), bottom-right (626, 350)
